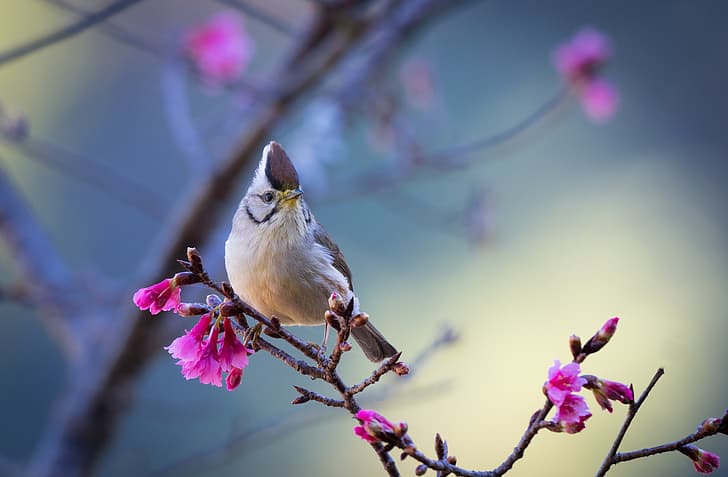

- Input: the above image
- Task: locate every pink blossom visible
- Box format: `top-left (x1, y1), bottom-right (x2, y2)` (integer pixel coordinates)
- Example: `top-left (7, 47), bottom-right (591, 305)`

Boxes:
top-left (226, 367), bottom-right (243, 391)
top-left (584, 376), bottom-right (633, 413)
top-left (165, 313), bottom-right (212, 363)
top-left (554, 393), bottom-right (592, 434)
top-left (181, 324), bottom-right (222, 386)
top-left (184, 12), bottom-right (254, 87)
top-left (353, 409), bottom-right (398, 443)
top-left (553, 27), bottom-right (618, 123)
top-left (545, 360), bottom-right (586, 406)
top-left (554, 27), bottom-right (611, 83)
top-left (580, 79), bottom-right (618, 122)
top-left (218, 318), bottom-right (251, 372)
top-left (133, 278), bottom-right (181, 315)
top-left (680, 445), bottom-right (721, 474)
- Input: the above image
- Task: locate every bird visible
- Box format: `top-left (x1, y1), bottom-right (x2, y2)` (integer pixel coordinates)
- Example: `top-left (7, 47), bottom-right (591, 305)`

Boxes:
top-left (224, 141), bottom-right (398, 362)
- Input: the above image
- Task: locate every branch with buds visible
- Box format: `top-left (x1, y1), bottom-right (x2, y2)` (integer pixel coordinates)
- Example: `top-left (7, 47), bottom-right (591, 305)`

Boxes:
top-left (133, 248), bottom-right (728, 477)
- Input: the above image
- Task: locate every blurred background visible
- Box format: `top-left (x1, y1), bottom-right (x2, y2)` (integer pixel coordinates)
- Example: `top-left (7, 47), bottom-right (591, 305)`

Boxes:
top-left (1, 0), bottom-right (727, 476)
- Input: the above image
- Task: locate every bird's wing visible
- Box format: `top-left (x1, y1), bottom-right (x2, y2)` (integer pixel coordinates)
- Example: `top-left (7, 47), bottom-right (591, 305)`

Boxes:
top-left (312, 221), bottom-right (354, 291)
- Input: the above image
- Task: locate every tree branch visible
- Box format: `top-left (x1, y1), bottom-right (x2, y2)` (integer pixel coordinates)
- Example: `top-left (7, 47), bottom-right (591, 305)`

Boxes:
top-left (25, 2), bottom-right (461, 476)
top-left (0, 164), bottom-right (79, 355)
top-left (0, 0), bottom-right (145, 67)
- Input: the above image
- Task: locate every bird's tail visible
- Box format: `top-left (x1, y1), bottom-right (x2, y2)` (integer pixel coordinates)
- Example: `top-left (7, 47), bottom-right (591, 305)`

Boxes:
top-left (350, 321), bottom-right (398, 362)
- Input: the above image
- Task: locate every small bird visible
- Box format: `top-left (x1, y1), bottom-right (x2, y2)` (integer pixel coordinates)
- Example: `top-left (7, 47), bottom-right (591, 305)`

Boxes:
top-left (225, 141), bottom-right (398, 362)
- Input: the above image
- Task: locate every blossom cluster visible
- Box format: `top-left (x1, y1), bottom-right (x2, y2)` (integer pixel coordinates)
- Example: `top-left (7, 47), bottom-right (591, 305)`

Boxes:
top-left (544, 318), bottom-right (632, 433)
top-left (133, 275), bottom-right (252, 391)
top-left (183, 11), bottom-right (254, 88)
top-left (554, 27), bottom-right (618, 122)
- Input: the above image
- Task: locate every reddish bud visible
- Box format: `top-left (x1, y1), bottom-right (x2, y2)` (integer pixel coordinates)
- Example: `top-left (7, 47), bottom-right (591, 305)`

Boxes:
top-left (176, 302), bottom-right (210, 316)
top-left (328, 293), bottom-right (346, 315)
top-left (351, 312), bottom-right (369, 328)
top-left (339, 341), bottom-right (352, 352)
top-left (219, 301), bottom-right (244, 317)
top-left (447, 456), bottom-right (457, 465)
top-left (186, 247), bottom-right (203, 271)
top-left (582, 317), bottom-right (619, 355)
top-left (569, 334), bottom-right (582, 360)
top-left (291, 396), bottom-right (310, 405)
top-left (699, 418), bottom-right (723, 435)
top-left (171, 271), bottom-right (200, 287)
top-left (393, 421), bottom-right (408, 437)
top-left (393, 362), bottom-right (410, 376)
top-left (324, 310), bottom-right (341, 330)
top-left (679, 445), bottom-right (721, 474)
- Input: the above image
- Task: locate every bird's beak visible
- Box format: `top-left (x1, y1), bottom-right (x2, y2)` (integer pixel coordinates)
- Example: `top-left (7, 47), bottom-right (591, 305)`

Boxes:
top-left (282, 188), bottom-right (303, 203)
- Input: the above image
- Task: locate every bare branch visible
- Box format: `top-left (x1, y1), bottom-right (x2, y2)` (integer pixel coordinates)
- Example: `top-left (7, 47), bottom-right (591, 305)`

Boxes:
top-left (595, 368), bottom-right (666, 476)
top-left (1, 136), bottom-right (168, 218)
top-left (43, 0), bottom-right (164, 57)
top-left (216, 0), bottom-right (297, 36)
top-left (24, 2), bottom-right (470, 476)
top-left (0, 164), bottom-right (79, 353)
top-left (0, 0), bottom-right (146, 67)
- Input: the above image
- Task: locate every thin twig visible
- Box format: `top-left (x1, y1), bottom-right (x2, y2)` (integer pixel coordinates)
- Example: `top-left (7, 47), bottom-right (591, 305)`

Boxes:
top-left (0, 163), bottom-right (79, 355)
top-left (1, 136), bottom-right (168, 218)
top-left (594, 368), bottom-right (665, 477)
top-left (348, 352), bottom-right (403, 396)
top-left (43, 0), bottom-right (164, 57)
top-left (0, 0), bottom-right (145, 67)
top-left (215, 0), bottom-right (296, 36)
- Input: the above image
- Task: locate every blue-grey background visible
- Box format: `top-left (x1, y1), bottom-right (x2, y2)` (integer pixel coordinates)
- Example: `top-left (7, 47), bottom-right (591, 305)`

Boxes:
top-left (1, 1), bottom-right (727, 476)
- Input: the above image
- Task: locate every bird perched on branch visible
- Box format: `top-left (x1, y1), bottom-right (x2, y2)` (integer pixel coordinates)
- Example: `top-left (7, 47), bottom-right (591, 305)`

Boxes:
top-left (225, 141), bottom-right (397, 362)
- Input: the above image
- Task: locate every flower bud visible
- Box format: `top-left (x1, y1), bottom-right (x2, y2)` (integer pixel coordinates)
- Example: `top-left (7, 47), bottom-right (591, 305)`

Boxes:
top-left (447, 455), bottom-right (457, 465)
top-left (679, 445), bottom-right (721, 474)
top-left (324, 310), bottom-right (341, 330)
top-left (415, 464), bottom-right (428, 476)
top-left (339, 341), bottom-right (352, 352)
top-left (719, 409), bottom-right (728, 436)
top-left (186, 247), bottom-right (203, 272)
top-left (206, 294), bottom-right (222, 307)
top-left (176, 302), bottom-right (210, 316)
top-left (172, 271), bottom-right (201, 287)
top-left (698, 418), bottom-right (722, 435)
top-left (328, 292), bottom-right (346, 315)
top-left (291, 395), bottom-right (310, 405)
top-left (393, 362), bottom-right (410, 376)
top-left (393, 421), bottom-right (408, 437)
top-left (569, 334), bottom-right (582, 360)
top-left (219, 301), bottom-right (244, 317)
top-left (582, 317), bottom-right (619, 355)
top-left (351, 312), bottom-right (369, 328)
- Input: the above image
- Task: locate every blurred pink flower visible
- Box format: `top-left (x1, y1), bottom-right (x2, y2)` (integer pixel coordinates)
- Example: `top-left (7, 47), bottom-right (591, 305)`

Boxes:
top-left (165, 313), bottom-right (212, 363)
top-left (545, 360), bottom-right (586, 405)
top-left (133, 278), bottom-right (181, 315)
top-left (354, 409), bottom-right (397, 443)
top-left (580, 79), bottom-right (619, 122)
top-left (554, 393), bottom-right (592, 434)
top-left (218, 317), bottom-right (252, 372)
top-left (680, 445), bottom-right (721, 474)
top-left (554, 27), bottom-right (611, 83)
top-left (553, 27), bottom-right (618, 122)
top-left (184, 12), bottom-right (254, 87)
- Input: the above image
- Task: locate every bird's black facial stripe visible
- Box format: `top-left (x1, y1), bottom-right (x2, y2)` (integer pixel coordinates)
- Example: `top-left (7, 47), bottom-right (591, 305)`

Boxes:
top-left (245, 204), bottom-right (277, 225)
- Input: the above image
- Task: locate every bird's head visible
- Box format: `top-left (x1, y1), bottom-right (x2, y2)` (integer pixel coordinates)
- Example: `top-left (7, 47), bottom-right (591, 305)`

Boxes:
top-left (243, 141), bottom-right (308, 227)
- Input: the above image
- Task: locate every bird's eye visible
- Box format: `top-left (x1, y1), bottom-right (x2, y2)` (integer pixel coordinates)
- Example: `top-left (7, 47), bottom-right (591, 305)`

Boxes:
top-left (261, 191), bottom-right (275, 203)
